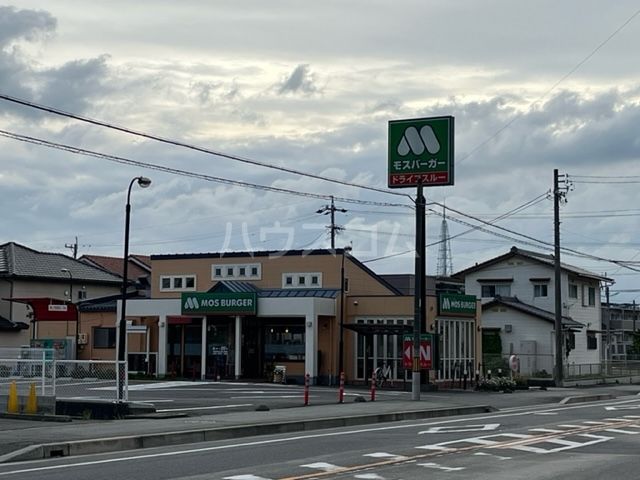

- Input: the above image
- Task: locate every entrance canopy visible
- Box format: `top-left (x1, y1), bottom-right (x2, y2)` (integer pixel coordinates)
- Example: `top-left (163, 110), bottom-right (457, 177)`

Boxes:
top-left (3, 297), bottom-right (78, 321)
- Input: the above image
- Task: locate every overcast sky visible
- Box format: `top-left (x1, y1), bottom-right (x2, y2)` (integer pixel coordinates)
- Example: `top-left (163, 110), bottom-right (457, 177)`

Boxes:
top-left (1, 1), bottom-right (640, 302)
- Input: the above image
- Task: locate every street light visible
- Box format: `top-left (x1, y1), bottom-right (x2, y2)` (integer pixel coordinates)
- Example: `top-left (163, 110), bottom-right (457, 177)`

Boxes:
top-left (60, 268), bottom-right (79, 359)
top-left (338, 245), bottom-right (352, 382)
top-left (117, 176), bottom-right (151, 399)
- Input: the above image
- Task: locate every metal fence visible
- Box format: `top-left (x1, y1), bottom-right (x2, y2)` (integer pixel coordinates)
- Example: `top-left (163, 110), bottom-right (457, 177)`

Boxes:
top-left (565, 361), bottom-right (640, 380)
top-left (482, 353), bottom-right (555, 378)
top-left (0, 352), bottom-right (128, 401)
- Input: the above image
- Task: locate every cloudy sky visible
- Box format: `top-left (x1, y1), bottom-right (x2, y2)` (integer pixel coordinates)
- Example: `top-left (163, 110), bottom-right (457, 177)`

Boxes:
top-left (1, 1), bottom-right (640, 302)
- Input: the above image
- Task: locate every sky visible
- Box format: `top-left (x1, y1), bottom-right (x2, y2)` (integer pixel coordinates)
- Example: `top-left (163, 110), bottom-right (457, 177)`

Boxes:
top-left (1, 1), bottom-right (640, 303)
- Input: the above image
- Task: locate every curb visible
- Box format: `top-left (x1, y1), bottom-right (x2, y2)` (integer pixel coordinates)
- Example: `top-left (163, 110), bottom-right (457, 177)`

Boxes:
top-left (0, 405), bottom-right (494, 463)
top-left (559, 394), bottom-right (616, 405)
top-left (0, 413), bottom-right (71, 422)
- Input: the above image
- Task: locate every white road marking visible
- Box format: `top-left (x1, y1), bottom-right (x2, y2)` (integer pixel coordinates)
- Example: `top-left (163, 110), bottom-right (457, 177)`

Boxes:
top-left (418, 462), bottom-right (465, 472)
top-left (3, 397), bottom-right (640, 477)
top-left (583, 421), bottom-right (609, 425)
top-left (508, 433), bottom-right (612, 454)
top-left (533, 412), bottom-right (558, 416)
top-left (156, 404), bottom-right (253, 412)
top-left (364, 452), bottom-right (409, 461)
top-left (604, 428), bottom-right (640, 434)
top-left (300, 462), bottom-right (343, 472)
top-left (605, 404), bottom-right (640, 411)
top-left (474, 451), bottom-right (511, 460)
top-left (529, 428), bottom-right (564, 433)
top-left (557, 424), bottom-right (585, 428)
top-left (223, 475), bottom-right (271, 480)
top-left (419, 423), bottom-right (500, 434)
top-left (354, 474), bottom-right (386, 479)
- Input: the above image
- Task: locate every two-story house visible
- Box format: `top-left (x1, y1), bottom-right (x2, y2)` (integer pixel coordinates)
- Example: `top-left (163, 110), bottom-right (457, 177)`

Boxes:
top-left (0, 242), bottom-right (123, 356)
top-left (454, 246), bottom-right (611, 376)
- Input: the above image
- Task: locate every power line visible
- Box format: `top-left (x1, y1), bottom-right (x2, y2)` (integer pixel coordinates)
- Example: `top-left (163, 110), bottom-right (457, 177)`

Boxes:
top-left (458, 6), bottom-right (640, 165)
top-left (0, 93), bottom-right (411, 201)
top-left (0, 128), bottom-right (411, 209)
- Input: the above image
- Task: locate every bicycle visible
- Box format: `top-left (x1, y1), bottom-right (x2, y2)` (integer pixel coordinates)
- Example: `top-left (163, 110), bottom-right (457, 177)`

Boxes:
top-left (373, 364), bottom-right (392, 388)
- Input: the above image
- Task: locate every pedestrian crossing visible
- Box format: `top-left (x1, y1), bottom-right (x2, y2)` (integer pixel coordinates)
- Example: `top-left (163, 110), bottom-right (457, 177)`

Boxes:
top-left (222, 416), bottom-right (640, 479)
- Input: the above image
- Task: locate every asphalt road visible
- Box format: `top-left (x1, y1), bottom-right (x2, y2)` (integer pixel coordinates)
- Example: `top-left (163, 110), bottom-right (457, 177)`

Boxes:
top-left (2, 396), bottom-right (640, 479)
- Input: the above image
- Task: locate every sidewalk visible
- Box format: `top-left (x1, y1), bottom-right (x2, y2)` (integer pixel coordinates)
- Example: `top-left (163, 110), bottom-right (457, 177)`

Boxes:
top-left (1, 383), bottom-right (638, 463)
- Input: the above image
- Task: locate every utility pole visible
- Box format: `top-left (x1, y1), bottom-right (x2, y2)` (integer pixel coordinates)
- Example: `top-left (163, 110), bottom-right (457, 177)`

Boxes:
top-left (553, 169), bottom-right (571, 386)
top-left (606, 284), bottom-right (610, 367)
top-left (65, 236), bottom-right (78, 259)
top-left (316, 196), bottom-right (347, 249)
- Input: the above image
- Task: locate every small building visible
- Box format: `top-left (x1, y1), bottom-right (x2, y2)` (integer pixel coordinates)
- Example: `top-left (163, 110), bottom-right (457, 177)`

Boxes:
top-left (455, 246), bottom-right (611, 375)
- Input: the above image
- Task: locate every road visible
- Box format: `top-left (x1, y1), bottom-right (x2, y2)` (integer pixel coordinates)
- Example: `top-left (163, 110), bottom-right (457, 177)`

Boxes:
top-left (2, 396), bottom-right (640, 479)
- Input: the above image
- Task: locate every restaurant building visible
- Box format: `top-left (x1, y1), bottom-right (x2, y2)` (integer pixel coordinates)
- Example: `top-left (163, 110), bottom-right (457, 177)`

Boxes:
top-left (116, 248), bottom-right (482, 385)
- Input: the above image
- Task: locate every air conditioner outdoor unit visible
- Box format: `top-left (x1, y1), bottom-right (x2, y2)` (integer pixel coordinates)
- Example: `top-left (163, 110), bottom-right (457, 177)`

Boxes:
top-left (78, 333), bottom-right (88, 345)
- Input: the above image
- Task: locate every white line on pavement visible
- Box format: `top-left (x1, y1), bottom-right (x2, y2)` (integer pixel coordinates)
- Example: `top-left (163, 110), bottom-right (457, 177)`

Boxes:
top-left (156, 404), bottom-right (253, 412)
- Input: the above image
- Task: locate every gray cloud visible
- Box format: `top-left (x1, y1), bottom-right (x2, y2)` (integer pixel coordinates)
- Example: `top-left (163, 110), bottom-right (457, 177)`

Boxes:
top-left (0, 5), bottom-right (55, 47)
top-left (278, 64), bottom-right (318, 95)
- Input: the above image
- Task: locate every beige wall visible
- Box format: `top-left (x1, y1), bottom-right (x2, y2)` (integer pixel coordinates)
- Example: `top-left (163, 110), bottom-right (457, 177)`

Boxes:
top-left (151, 254), bottom-right (396, 298)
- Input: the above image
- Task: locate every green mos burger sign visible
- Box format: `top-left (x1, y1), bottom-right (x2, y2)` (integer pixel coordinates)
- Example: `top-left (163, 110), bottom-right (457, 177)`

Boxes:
top-left (439, 293), bottom-right (476, 317)
top-left (181, 292), bottom-right (257, 315)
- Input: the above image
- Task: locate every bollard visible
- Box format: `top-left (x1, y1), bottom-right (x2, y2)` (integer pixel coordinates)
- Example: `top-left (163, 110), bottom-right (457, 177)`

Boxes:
top-left (304, 373), bottom-right (310, 406)
top-left (370, 372), bottom-right (376, 402)
top-left (25, 383), bottom-right (38, 415)
top-left (463, 371), bottom-right (468, 390)
top-left (487, 369), bottom-right (492, 380)
top-left (7, 381), bottom-right (18, 414)
top-left (338, 371), bottom-right (345, 404)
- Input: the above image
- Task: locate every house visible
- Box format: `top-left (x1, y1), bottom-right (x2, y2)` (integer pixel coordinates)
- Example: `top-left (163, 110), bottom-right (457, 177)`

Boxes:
top-left (601, 302), bottom-right (640, 360)
top-left (0, 242), bottom-right (123, 356)
top-left (454, 246), bottom-right (611, 376)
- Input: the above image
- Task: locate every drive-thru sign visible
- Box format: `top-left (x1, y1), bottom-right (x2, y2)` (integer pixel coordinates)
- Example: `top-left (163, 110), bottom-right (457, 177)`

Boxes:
top-left (403, 334), bottom-right (433, 369)
top-left (388, 116), bottom-right (454, 188)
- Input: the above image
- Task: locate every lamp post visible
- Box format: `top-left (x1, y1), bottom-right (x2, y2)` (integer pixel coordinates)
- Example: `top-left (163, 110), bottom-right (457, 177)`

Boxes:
top-left (117, 176), bottom-right (151, 399)
top-left (338, 245), bottom-right (352, 383)
top-left (60, 268), bottom-right (79, 359)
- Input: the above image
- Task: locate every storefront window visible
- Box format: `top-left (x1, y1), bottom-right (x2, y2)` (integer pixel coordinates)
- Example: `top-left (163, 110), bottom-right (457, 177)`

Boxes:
top-left (265, 326), bottom-right (305, 362)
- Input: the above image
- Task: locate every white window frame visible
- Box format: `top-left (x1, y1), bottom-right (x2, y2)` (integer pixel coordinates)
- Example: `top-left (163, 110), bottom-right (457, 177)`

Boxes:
top-left (282, 272), bottom-right (323, 289)
top-left (533, 283), bottom-right (548, 298)
top-left (159, 275), bottom-right (197, 292)
top-left (211, 263), bottom-right (262, 281)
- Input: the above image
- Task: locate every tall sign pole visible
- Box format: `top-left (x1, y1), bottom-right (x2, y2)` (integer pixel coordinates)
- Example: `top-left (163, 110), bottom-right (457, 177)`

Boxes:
top-left (388, 116), bottom-right (454, 401)
top-left (412, 182), bottom-right (426, 400)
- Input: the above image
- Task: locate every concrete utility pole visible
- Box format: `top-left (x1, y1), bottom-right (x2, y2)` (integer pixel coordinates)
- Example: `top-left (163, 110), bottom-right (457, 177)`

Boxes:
top-left (553, 169), bottom-right (571, 386)
top-left (65, 236), bottom-right (78, 259)
top-left (316, 196), bottom-right (347, 249)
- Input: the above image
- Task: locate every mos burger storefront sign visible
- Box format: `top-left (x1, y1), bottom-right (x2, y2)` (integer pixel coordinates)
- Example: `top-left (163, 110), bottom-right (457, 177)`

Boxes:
top-left (181, 292), bottom-right (257, 315)
top-left (439, 293), bottom-right (477, 317)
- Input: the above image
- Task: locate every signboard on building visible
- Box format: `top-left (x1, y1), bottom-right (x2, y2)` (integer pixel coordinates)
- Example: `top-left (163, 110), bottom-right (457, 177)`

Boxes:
top-left (439, 293), bottom-right (477, 317)
top-left (181, 292), bottom-right (257, 316)
top-left (403, 334), bottom-right (433, 369)
top-left (388, 116), bottom-right (454, 188)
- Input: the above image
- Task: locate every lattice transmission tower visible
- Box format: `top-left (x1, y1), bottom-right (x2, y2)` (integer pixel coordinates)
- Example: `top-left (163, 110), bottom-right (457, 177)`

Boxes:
top-left (436, 205), bottom-right (454, 277)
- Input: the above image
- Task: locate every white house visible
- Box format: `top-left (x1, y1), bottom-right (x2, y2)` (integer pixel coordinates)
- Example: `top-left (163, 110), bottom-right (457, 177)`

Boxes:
top-left (454, 247), bottom-right (611, 375)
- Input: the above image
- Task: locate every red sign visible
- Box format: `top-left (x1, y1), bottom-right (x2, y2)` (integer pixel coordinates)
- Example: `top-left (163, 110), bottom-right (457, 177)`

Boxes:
top-left (389, 172), bottom-right (450, 187)
top-left (403, 335), bottom-right (432, 369)
top-left (3, 297), bottom-right (77, 321)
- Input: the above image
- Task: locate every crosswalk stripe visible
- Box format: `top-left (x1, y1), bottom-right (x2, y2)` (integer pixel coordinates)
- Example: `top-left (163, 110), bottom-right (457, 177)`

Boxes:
top-left (529, 428), bottom-right (564, 433)
top-left (605, 428), bottom-right (640, 435)
top-left (418, 462), bottom-right (465, 472)
top-left (223, 475), bottom-right (271, 480)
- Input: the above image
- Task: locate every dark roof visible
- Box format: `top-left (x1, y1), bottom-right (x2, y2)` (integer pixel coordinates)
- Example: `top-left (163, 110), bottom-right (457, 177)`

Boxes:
top-left (453, 246), bottom-right (612, 283)
top-left (483, 296), bottom-right (583, 328)
top-left (208, 280), bottom-right (339, 299)
top-left (78, 291), bottom-right (146, 313)
top-left (80, 254), bottom-right (151, 281)
top-left (0, 315), bottom-right (29, 331)
top-left (152, 248), bottom-right (401, 296)
top-left (0, 242), bottom-right (122, 284)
